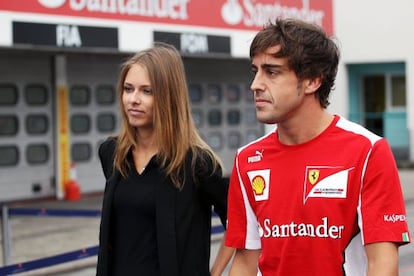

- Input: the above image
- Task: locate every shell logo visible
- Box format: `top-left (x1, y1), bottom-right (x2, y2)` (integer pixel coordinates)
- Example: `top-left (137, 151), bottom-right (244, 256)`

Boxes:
top-left (38, 0), bottom-right (66, 9)
top-left (252, 175), bottom-right (265, 196)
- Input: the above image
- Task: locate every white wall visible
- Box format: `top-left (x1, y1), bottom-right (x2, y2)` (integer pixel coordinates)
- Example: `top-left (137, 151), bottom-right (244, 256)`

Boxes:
top-left (332, 0), bottom-right (414, 161)
top-left (334, 0), bottom-right (414, 62)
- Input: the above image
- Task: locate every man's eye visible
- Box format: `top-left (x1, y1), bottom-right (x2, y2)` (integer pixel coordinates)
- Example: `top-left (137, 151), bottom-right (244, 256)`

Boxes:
top-left (268, 70), bottom-right (279, 76)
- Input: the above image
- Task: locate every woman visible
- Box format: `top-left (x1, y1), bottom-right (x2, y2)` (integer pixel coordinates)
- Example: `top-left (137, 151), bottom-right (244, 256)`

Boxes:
top-left (96, 42), bottom-right (233, 275)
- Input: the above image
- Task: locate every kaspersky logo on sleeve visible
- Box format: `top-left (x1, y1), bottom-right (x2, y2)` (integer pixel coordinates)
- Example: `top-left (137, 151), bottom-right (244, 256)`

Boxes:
top-left (247, 169), bottom-right (270, 201)
top-left (303, 166), bottom-right (354, 204)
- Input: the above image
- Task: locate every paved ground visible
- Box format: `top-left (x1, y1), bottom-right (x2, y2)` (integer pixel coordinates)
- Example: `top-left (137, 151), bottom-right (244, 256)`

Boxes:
top-left (0, 195), bottom-right (102, 275)
top-left (1, 169), bottom-right (414, 276)
top-left (0, 194), bottom-right (228, 276)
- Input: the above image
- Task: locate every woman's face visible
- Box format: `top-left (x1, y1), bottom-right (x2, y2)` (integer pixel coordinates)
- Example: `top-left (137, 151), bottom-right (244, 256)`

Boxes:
top-left (122, 63), bottom-right (154, 129)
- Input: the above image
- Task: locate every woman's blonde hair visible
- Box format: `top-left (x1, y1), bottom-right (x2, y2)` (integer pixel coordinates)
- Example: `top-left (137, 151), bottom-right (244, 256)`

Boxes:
top-left (114, 42), bottom-right (223, 188)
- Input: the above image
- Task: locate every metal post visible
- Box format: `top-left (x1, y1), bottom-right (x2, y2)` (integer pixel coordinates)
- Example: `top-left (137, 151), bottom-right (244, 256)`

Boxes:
top-left (1, 204), bottom-right (12, 265)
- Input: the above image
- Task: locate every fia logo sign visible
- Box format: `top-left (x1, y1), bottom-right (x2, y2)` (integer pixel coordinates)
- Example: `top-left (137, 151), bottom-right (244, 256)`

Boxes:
top-left (56, 25), bottom-right (82, 47)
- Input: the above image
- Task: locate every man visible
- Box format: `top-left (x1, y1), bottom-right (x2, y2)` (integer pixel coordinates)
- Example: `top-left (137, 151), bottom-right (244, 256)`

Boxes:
top-left (225, 18), bottom-right (411, 275)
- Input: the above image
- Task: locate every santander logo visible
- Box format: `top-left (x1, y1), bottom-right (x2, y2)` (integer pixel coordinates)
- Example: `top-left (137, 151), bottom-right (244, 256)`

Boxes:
top-left (38, 0), bottom-right (66, 9)
top-left (221, 0), bottom-right (325, 28)
top-left (36, 0), bottom-right (190, 20)
top-left (221, 0), bottom-right (243, 25)
top-left (34, 0), bottom-right (329, 31)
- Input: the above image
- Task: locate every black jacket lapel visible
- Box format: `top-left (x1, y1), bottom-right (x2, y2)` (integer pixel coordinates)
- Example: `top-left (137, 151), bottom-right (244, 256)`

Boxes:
top-left (156, 178), bottom-right (179, 276)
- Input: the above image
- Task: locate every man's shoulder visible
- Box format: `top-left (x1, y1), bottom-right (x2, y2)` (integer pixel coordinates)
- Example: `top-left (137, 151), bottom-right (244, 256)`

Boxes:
top-left (236, 131), bottom-right (274, 156)
top-left (334, 116), bottom-right (383, 146)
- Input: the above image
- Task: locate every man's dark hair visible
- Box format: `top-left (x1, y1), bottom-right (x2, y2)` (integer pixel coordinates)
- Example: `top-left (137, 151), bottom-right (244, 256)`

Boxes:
top-left (250, 17), bottom-right (340, 108)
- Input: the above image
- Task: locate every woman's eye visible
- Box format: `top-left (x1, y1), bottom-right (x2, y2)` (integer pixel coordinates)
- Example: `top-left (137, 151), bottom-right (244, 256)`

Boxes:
top-left (143, 88), bottom-right (153, 95)
top-left (124, 85), bottom-right (134, 93)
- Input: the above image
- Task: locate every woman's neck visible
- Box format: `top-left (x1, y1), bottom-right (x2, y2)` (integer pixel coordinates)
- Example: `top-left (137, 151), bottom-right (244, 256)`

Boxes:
top-left (133, 128), bottom-right (158, 173)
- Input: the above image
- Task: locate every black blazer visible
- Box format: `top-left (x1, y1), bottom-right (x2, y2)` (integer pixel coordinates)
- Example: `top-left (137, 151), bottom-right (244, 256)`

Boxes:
top-left (96, 137), bottom-right (229, 276)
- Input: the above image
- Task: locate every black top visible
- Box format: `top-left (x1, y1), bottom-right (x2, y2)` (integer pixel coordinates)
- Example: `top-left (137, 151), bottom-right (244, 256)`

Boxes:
top-left (111, 153), bottom-right (160, 275)
top-left (96, 137), bottom-right (229, 276)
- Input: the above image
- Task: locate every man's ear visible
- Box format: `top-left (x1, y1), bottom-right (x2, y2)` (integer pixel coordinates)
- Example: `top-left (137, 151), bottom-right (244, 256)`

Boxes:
top-left (303, 77), bottom-right (322, 95)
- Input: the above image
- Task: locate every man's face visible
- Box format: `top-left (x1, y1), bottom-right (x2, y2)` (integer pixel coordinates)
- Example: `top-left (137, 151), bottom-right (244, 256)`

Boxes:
top-left (250, 45), bottom-right (306, 125)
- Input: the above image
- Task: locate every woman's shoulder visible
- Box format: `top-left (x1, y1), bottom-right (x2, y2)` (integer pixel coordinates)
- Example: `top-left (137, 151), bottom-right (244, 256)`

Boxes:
top-left (189, 145), bottom-right (213, 163)
top-left (98, 136), bottom-right (118, 179)
top-left (99, 136), bottom-right (117, 156)
top-left (189, 146), bottom-right (222, 177)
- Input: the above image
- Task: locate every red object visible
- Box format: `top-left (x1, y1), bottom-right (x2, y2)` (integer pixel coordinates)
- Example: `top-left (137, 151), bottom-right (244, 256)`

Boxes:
top-left (65, 162), bottom-right (81, 201)
top-left (65, 179), bottom-right (81, 201)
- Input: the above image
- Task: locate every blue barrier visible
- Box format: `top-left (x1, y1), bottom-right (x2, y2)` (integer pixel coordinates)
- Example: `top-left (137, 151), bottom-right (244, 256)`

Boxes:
top-left (212, 224), bottom-right (225, 234)
top-left (8, 208), bottom-right (101, 217)
top-left (0, 207), bottom-right (225, 274)
top-left (0, 246), bottom-right (98, 275)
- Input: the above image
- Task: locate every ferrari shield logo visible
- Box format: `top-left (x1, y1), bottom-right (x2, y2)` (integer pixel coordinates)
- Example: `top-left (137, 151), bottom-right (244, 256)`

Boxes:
top-left (308, 170), bottom-right (320, 185)
top-left (303, 166), bottom-right (353, 204)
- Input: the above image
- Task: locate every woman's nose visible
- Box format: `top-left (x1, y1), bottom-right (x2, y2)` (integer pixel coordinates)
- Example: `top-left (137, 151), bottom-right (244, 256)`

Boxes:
top-left (129, 90), bottom-right (141, 104)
